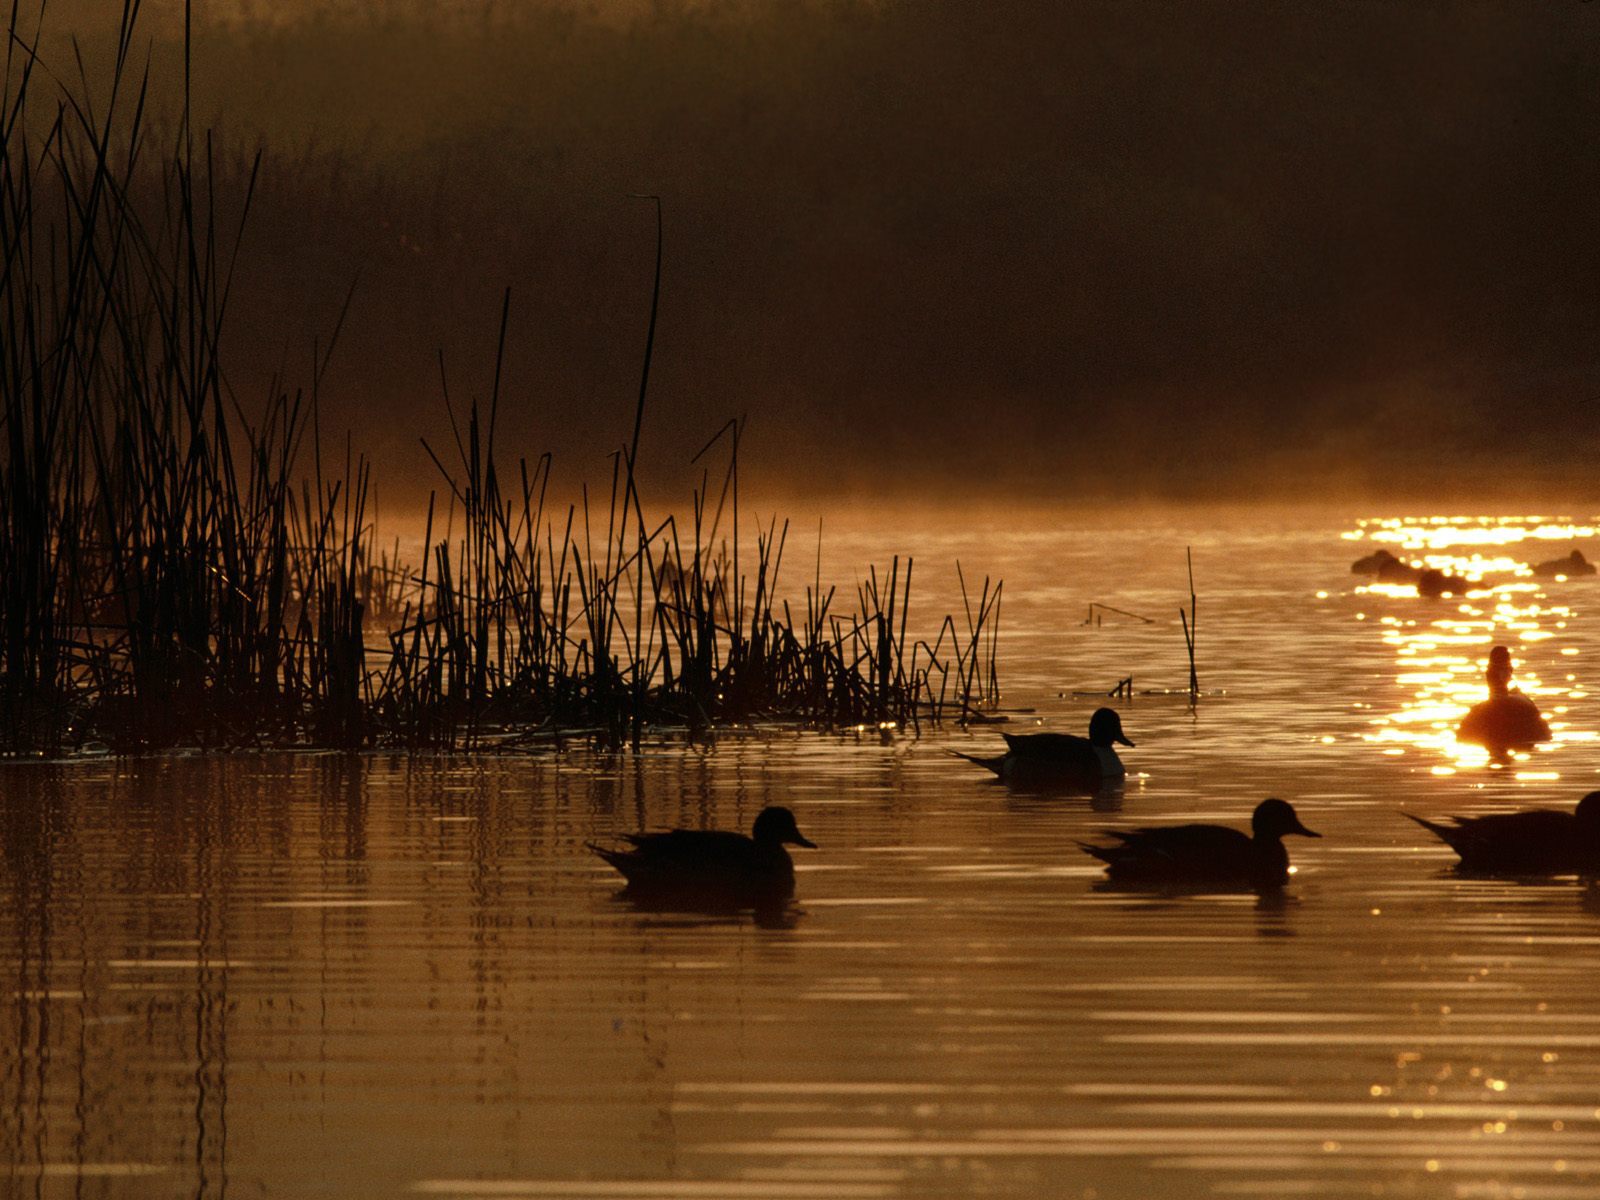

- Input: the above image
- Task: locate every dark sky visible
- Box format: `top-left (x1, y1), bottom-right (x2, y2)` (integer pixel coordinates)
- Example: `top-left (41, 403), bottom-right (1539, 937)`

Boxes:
top-left (56, 0), bottom-right (1600, 505)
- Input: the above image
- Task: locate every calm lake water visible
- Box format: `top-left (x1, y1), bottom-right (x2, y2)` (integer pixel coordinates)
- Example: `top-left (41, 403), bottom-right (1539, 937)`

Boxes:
top-left (7, 508), bottom-right (1600, 1200)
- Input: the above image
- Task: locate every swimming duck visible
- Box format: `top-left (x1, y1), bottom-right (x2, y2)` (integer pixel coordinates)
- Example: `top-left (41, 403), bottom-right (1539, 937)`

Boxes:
top-left (1080, 798), bottom-right (1321, 889)
top-left (588, 805), bottom-right (817, 904)
top-left (1417, 567), bottom-right (1470, 598)
top-left (1533, 549), bottom-right (1597, 579)
top-left (1351, 549), bottom-right (1424, 585)
top-left (1404, 792), bottom-right (1600, 874)
top-left (1352, 548), bottom-right (1406, 577)
top-left (956, 707), bottom-right (1133, 788)
top-left (1457, 645), bottom-right (1550, 751)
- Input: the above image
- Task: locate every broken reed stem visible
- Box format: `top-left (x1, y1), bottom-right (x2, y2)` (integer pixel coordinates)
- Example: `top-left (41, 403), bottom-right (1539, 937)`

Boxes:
top-left (1084, 602), bottom-right (1155, 625)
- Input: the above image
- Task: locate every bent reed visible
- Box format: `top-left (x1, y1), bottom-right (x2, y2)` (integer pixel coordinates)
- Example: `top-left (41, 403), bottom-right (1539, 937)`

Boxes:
top-left (0, 3), bottom-right (1000, 755)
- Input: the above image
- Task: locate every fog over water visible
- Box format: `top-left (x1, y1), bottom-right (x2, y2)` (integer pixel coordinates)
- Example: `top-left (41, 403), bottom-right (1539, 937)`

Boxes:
top-left (41, 0), bottom-right (1600, 505)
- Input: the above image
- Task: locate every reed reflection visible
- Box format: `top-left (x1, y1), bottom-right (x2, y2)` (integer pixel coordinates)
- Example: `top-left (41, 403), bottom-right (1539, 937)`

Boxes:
top-left (1346, 517), bottom-right (1596, 774)
top-left (0, 764), bottom-right (238, 1195)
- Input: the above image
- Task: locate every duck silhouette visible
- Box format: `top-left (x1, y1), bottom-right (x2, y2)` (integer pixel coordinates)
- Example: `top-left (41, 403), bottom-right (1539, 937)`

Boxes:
top-left (1456, 645), bottom-right (1550, 752)
top-left (1417, 567), bottom-right (1470, 598)
top-left (1351, 549), bottom-right (1424, 585)
top-left (955, 707), bottom-right (1133, 789)
top-left (1533, 549), bottom-right (1596, 579)
top-left (1404, 792), bottom-right (1600, 874)
top-left (1352, 547), bottom-right (1394, 575)
top-left (588, 805), bottom-right (816, 905)
top-left (1080, 798), bottom-right (1320, 889)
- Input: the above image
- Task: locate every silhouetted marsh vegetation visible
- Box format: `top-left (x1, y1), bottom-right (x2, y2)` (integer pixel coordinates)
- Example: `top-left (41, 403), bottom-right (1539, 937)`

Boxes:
top-left (0, 4), bottom-right (1001, 756)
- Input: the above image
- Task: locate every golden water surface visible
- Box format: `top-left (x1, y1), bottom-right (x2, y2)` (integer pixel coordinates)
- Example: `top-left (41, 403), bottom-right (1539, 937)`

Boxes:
top-left (5, 510), bottom-right (1600, 1200)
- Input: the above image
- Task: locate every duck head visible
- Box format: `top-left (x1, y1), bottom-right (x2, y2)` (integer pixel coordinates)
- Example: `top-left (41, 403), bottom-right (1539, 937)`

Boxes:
top-left (752, 806), bottom-right (817, 849)
top-left (1576, 792), bottom-right (1600, 835)
top-left (1088, 708), bottom-right (1134, 749)
top-left (1252, 798), bottom-right (1320, 841)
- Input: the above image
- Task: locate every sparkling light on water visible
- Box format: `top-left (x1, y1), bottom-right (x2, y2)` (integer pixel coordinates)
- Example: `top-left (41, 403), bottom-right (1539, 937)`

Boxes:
top-left (1350, 517), bottom-right (1595, 773)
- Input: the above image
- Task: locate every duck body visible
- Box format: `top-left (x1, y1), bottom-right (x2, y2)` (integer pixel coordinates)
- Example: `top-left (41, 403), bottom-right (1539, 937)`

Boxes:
top-left (1533, 549), bottom-right (1596, 579)
top-left (1405, 794), bottom-right (1600, 874)
top-left (1457, 694), bottom-right (1551, 749)
top-left (1350, 553), bottom-right (1427, 588)
top-left (1456, 645), bottom-right (1550, 751)
top-left (1417, 568), bottom-right (1470, 598)
top-left (957, 708), bottom-right (1132, 789)
top-left (589, 806), bottom-right (816, 905)
top-left (1081, 798), bottom-right (1320, 889)
top-left (1352, 548), bottom-right (1407, 577)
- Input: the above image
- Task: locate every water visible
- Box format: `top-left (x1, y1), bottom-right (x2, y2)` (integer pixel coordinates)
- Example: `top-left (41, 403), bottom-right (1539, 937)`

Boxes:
top-left (6, 508), bottom-right (1600, 1199)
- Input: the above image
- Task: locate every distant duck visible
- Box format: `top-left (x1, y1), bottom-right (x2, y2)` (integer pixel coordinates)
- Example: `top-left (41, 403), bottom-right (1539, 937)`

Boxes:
top-left (1417, 567), bottom-right (1470, 598)
top-left (588, 805), bottom-right (816, 905)
top-left (1456, 645), bottom-right (1550, 751)
top-left (956, 707), bottom-right (1133, 788)
top-left (1080, 798), bottom-right (1321, 889)
top-left (1404, 792), bottom-right (1600, 874)
top-left (1352, 548), bottom-right (1407, 577)
top-left (1533, 549), bottom-right (1597, 579)
top-left (1352, 548), bottom-right (1425, 585)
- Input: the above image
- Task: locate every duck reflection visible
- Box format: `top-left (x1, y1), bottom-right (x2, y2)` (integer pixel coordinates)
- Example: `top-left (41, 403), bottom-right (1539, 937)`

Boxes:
top-left (611, 891), bottom-right (803, 930)
top-left (1002, 777), bottom-right (1126, 812)
top-left (1251, 886), bottom-right (1296, 936)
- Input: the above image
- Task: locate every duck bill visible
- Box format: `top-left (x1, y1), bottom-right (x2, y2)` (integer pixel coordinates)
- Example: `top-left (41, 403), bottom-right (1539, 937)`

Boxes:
top-left (1294, 820), bottom-right (1322, 838)
top-left (791, 834), bottom-right (818, 849)
top-left (1115, 734), bottom-right (1135, 747)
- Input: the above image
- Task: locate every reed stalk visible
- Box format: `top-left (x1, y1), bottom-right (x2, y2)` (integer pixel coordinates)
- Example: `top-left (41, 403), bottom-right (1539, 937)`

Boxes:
top-left (0, 2), bottom-right (1004, 757)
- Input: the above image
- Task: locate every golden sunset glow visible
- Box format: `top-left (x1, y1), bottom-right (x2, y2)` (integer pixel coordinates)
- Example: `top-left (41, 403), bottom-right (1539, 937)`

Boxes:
top-left (1351, 518), bottom-right (1595, 774)
top-left (3, 0), bottom-right (1597, 1194)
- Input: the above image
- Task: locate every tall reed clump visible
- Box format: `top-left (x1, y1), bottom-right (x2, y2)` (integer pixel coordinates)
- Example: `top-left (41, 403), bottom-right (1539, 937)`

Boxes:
top-left (1, 1), bottom-right (370, 752)
top-left (0, 3), bottom-right (1002, 756)
top-left (377, 333), bottom-right (1005, 751)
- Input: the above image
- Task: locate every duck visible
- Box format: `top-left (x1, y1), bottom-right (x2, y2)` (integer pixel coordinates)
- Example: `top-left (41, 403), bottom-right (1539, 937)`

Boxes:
top-left (1080, 797), bottom-right (1321, 889)
top-left (1533, 549), bottom-right (1597, 579)
top-left (587, 805), bottom-right (816, 905)
top-left (1417, 567), bottom-right (1470, 598)
top-left (1352, 547), bottom-right (1405, 577)
top-left (1456, 645), bottom-right (1550, 751)
top-left (1404, 792), bottom-right (1600, 874)
top-left (955, 707), bottom-right (1133, 788)
top-left (1351, 548), bottom-right (1424, 585)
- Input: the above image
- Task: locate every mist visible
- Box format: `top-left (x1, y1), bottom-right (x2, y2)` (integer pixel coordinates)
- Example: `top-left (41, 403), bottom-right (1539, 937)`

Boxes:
top-left (42, 0), bottom-right (1600, 507)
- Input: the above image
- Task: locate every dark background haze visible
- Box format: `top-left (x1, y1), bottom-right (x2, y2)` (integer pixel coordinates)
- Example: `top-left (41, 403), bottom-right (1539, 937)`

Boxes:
top-left (41, 0), bottom-right (1600, 506)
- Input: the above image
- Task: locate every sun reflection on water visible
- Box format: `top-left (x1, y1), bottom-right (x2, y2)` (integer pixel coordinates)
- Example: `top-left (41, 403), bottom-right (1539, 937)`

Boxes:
top-left (1348, 517), bottom-right (1595, 774)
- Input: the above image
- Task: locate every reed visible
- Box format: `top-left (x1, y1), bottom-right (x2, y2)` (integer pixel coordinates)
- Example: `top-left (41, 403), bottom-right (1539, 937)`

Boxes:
top-left (0, 2), bottom-right (1003, 756)
top-left (1181, 546), bottom-right (1199, 705)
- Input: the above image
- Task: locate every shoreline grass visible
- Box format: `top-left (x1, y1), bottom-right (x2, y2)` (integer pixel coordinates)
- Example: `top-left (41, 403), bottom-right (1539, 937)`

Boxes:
top-left (0, 1), bottom-right (1001, 757)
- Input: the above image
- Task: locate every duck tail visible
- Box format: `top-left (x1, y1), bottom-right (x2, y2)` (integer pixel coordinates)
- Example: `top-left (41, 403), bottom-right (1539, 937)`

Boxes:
top-left (586, 841), bottom-right (633, 875)
top-left (1400, 811), bottom-right (1454, 842)
top-left (949, 749), bottom-right (1006, 775)
top-left (1076, 840), bottom-right (1116, 866)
